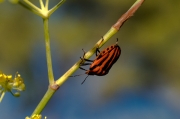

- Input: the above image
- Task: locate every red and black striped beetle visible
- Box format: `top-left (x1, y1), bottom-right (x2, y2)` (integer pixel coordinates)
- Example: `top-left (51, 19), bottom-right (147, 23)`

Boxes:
top-left (80, 38), bottom-right (121, 84)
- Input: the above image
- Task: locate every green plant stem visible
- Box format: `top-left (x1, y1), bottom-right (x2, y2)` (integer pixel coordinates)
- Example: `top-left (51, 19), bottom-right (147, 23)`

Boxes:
top-left (0, 92), bottom-right (5, 102)
top-left (31, 87), bottom-right (55, 116)
top-left (24, 0), bottom-right (41, 12)
top-left (43, 19), bottom-right (54, 84)
top-left (49, 0), bottom-right (66, 16)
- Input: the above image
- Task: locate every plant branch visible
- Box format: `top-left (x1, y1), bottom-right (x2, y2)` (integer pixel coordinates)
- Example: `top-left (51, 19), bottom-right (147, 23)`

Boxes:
top-left (48, 0), bottom-right (66, 16)
top-left (45, 0), bottom-right (49, 10)
top-left (31, 87), bottom-right (55, 116)
top-left (113, 0), bottom-right (145, 30)
top-left (39, 0), bottom-right (45, 10)
top-left (43, 19), bottom-right (54, 84)
top-left (23, 0), bottom-right (42, 13)
top-left (17, 1), bottom-right (42, 16)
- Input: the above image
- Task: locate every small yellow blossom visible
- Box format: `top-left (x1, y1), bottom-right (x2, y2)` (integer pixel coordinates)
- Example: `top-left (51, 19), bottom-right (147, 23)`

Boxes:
top-left (25, 114), bottom-right (47, 119)
top-left (0, 71), bottom-right (25, 102)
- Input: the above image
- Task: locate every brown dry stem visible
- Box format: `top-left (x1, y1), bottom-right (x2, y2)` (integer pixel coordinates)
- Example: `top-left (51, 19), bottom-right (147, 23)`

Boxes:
top-left (113, 0), bottom-right (145, 30)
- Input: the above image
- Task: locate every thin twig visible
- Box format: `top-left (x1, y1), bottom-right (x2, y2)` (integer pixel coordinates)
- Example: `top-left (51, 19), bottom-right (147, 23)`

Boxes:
top-left (113, 0), bottom-right (145, 30)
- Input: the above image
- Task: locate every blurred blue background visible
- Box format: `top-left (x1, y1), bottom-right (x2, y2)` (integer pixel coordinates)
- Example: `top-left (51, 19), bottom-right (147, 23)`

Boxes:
top-left (0, 0), bottom-right (180, 119)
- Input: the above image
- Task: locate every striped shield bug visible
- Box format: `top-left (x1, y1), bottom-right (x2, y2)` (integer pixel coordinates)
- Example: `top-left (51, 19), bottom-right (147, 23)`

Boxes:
top-left (79, 38), bottom-right (121, 84)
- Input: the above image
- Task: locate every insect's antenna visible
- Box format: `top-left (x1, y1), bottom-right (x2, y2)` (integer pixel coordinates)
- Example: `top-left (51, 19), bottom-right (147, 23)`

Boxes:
top-left (69, 74), bottom-right (85, 77)
top-left (81, 75), bottom-right (89, 85)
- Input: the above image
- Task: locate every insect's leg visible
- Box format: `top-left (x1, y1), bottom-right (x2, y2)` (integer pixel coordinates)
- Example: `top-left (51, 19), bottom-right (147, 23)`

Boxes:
top-left (100, 36), bottom-right (104, 45)
top-left (81, 75), bottom-right (89, 85)
top-left (80, 49), bottom-right (94, 62)
top-left (69, 73), bottom-right (85, 77)
top-left (82, 49), bottom-right (86, 58)
top-left (116, 38), bottom-right (118, 44)
top-left (96, 48), bottom-right (100, 56)
top-left (80, 57), bottom-right (93, 64)
top-left (81, 57), bottom-right (93, 62)
top-left (95, 36), bottom-right (104, 56)
top-left (79, 67), bottom-right (88, 71)
top-left (81, 63), bottom-right (92, 66)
